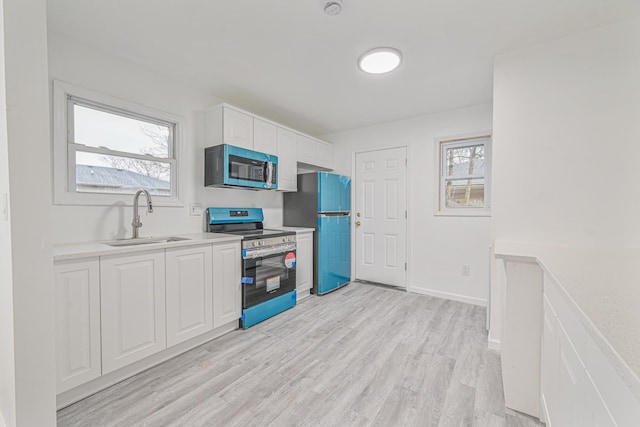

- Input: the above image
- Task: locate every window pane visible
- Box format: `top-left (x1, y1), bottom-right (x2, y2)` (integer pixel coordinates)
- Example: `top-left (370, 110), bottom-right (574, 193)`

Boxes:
top-left (445, 178), bottom-right (484, 208)
top-left (76, 151), bottom-right (171, 196)
top-left (73, 104), bottom-right (170, 158)
top-left (446, 144), bottom-right (485, 176)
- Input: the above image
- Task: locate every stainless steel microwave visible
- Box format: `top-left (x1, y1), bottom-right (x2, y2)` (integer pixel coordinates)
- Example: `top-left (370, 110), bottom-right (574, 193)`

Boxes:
top-left (204, 144), bottom-right (278, 190)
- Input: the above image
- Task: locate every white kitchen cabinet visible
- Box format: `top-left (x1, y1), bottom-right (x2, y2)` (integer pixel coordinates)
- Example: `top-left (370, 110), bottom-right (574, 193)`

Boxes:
top-left (54, 258), bottom-right (101, 393)
top-left (277, 127), bottom-right (297, 191)
top-left (212, 241), bottom-right (242, 328)
top-left (296, 134), bottom-right (316, 165)
top-left (165, 245), bottom-right (213, 347)
top-left (253, 118), bottom-right (278, 156)
top-left (100, 250), bottom-right (166, 374)
top-left (205, 105), bottom-right (254, 150)
top-left (296, 133), bottom-right (334, 170)
top-left (315, 140), bottom-right (334, 169)
top-left (295, 230), bottom-right (314, 300)
top-left (542, 273), bottom-right (640, 427)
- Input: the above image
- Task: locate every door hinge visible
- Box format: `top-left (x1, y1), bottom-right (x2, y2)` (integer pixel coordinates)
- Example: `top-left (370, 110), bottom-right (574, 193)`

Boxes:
top-left (405, 262), bottom-right (407, 271)
top-left (405, 158), bottom-right (407, 166)
top-left (405, 210), bottom-right (407, 219)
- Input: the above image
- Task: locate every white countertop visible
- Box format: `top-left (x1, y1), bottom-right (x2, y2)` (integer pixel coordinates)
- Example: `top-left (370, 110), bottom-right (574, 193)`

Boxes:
top-left (494, 241), bottom-right (640, 399)
top-left (278, 226), bottom-right (315, 233)
top-left (53, 233), bottom-right (243, 261)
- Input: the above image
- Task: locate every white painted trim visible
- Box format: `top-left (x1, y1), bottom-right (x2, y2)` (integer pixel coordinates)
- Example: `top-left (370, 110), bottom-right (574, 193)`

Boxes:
top-left (52, 80), bottom-right (185, 207)
top-left (350, 145), bottom-right (409, 289)
top-left (408, 285), bottom-right (488, 307)
top-left (488, 338), bottom-right (501, 351)
top-left (296, 289), bottom-right (311, 301)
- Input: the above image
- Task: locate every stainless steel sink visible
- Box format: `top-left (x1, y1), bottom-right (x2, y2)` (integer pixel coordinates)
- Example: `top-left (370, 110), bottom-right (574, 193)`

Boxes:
top-left (104, 237), bottom-right (191, 247)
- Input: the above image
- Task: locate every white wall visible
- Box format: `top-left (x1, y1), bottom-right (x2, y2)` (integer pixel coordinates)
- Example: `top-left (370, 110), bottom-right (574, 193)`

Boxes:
top-left (324, 104), bottom-right (493, 305)
top-left (490, 17), bottom-right (640, 346)
top-left (2, 0), bottom-right (56, 425)
top-left (48, 33), bottom-right (283, 244)
top-left (0, 2), bottom-right (16, 426)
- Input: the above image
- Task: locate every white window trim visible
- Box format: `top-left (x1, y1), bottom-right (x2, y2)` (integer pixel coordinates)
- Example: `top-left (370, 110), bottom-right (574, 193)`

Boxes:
top-left (434, 132), bottom-right (492, 217)
top-left (52, 80), bottom-right (184, 207)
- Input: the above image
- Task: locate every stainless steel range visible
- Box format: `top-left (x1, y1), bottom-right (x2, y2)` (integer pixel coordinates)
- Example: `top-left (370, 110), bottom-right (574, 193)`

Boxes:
top-left (206, 208), bottom-right (297, 329)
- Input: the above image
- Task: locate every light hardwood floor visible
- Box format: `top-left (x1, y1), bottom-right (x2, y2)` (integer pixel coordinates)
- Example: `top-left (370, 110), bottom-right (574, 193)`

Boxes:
top-left (58, 282), bottom-right (544, 427)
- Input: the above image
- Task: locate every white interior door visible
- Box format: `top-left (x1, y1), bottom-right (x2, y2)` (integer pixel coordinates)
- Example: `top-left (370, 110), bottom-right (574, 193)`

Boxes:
top-left (355, 147), bottom-right (407, 288)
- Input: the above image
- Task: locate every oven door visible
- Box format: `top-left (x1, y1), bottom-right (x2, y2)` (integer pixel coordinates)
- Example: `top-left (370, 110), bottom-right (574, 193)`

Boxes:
top-left (242, 242), bottom-right (296, 308)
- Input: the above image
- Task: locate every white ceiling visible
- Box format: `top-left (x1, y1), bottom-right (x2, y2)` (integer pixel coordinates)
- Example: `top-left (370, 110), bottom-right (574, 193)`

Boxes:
top-left (47, 0), bottom-right (640, 136)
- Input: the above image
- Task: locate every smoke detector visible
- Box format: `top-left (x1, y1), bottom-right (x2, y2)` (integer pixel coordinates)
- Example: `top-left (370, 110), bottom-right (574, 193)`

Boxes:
top-left (323, 0), bottom-right (342, 16)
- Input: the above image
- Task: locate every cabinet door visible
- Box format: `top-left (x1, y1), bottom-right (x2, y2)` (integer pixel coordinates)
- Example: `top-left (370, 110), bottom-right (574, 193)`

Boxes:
top-left (254, 119), bottom-right (278, 156)
top-left (166, 245), bottom-right (213, 347)
top-left (296, 232), bottom-right (313, 296)
top-left (277, 127), bottom-right (297, 191)
top-left (54, 258), bottom-right (101, 393)
top-left (555, 322), bottom-right (586, 427)
top-left (583, 373), bottom-right (617, 427)
top-left (223, 108), bottom-right (253, 149)
top-left (541, 295), bottom-right (559, 424)
top-left (316, 141), bottom-right (334, 169)
top-left (296, 134), bottom-right (315, 165)
top-left (212, 241), bottom-right (241, 328)
top-left (100, 250), bottom-right (166, 374)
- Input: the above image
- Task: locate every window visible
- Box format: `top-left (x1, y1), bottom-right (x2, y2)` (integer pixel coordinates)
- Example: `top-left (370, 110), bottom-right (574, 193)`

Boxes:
top-left (437, 135), bottom-right (491, 215)
top-left (53, 81), bottom-right (182, 205)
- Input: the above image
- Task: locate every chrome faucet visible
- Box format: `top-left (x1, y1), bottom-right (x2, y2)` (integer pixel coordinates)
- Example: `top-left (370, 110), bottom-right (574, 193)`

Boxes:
top-left (132, 189), bottom-right (153, 239)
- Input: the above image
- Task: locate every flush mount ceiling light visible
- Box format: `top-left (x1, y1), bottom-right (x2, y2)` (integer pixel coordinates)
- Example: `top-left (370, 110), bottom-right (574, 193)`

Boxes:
top-left (358, 47), bottom-right (403, 74)
top-left (323, 0), bottom-right (342, 16)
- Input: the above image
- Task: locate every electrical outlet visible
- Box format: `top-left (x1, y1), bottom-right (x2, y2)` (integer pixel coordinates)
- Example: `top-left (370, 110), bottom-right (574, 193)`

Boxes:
top-left (461, 265), bottom-right (471, 276)
top-left (189, 202), bottom-right (203, 216)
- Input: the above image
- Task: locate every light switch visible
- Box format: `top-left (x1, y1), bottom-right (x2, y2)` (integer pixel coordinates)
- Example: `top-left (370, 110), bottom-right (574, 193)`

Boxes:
top-left (189, 202), bottom-right (203, 216)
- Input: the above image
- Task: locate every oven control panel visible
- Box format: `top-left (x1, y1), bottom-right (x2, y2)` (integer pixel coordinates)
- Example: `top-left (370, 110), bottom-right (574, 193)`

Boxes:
top-left (242, 234), bottom-right (296, 249)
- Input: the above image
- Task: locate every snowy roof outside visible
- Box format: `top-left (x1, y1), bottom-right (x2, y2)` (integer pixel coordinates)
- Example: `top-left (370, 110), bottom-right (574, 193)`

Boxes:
top-left (76, 165), bottom-right (169, 189)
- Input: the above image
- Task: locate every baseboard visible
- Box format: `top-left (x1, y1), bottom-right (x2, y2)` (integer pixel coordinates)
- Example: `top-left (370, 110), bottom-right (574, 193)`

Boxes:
top-left (488, 337), bottom-right (501, 351)
top-left (296, 288), bottom-right (311, 301)
top-left (56, 321), bottom-right (237, 410)
top-left (407, 286), bottom-right (487, 307)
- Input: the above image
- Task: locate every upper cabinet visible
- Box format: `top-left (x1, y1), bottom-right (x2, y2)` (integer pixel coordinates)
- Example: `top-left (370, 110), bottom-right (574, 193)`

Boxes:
top-left (296, 134), bottom-right (333, 170)
top-left (277, 128), bottom-right (297, 192)
top-left (204, 103), bottom-right (335, 191)
top-left (253, 119), bottom-right (278, 156)
top-left (205, 105), bottom-right (254, 149)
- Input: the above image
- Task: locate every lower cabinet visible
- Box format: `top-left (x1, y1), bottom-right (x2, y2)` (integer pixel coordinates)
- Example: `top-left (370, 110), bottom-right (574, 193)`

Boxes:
top-left (295, 230), bottom-right (313, 299)
top-left (165, 245), bottom-right (213, 347)
top-left (212, 241), bottom-right (241, 328)
top-left (54, 258), bottom-right (102, 393)
top-left (100, 250), bottom-right (167, 374)
top-left (541, 274), bottom-right (636, 427)
top-left (54, 240), bottom-right (243, 398)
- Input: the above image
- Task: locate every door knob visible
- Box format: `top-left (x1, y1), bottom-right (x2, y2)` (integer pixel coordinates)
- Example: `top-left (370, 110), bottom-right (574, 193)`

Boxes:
top-left (356, 221), bottom-right (361, 226)
top-left (356, 212), bottom-right (361, 217)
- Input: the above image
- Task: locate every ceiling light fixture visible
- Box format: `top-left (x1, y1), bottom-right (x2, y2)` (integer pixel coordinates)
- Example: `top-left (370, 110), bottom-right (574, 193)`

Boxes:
top-left (323, 0), bottom-right (342, 16)
top-left (358, 47), bottom-right (403, 74)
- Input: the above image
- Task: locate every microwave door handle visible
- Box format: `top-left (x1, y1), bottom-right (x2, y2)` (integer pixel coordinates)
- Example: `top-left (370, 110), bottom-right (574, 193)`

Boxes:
top-left (265, 161), bottom-right (273, 189)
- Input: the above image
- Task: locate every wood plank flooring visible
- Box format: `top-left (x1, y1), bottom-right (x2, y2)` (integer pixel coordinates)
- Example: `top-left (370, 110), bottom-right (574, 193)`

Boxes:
top-left (57, 282), bottom-right (544, 427)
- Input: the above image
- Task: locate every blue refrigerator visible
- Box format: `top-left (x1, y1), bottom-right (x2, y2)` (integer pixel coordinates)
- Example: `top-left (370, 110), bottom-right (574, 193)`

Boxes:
top-left (283, 172), bottom-right (351, 295)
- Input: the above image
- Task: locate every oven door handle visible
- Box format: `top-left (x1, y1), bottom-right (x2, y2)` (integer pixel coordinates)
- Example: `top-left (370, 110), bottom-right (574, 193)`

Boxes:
top-left (242, 242), bottom-right (296, 259)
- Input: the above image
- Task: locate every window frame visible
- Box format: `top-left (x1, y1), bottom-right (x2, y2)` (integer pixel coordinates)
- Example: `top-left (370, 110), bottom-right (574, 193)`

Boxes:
top-left (435, 133), bottom-right (492, 217)
top-left (52, 80), bottom-right (184, 206)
